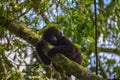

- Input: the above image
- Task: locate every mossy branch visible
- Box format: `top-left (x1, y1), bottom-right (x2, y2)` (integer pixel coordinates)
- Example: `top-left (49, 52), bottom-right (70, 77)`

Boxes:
top-left (0, 16), bottom-right (105, 80)
top-left (0, 16), bottom-right (40, 46)
top-left (51, 54), bottom-right (105, 80)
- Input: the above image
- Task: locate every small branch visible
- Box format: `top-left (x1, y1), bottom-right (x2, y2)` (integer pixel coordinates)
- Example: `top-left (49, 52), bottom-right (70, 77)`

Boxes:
top-left (98, 57), bottom-right (108, 79)
top-left (94, 0), bottom-right (98, 75)
top-left (98, 47), bottom-right (120, 55)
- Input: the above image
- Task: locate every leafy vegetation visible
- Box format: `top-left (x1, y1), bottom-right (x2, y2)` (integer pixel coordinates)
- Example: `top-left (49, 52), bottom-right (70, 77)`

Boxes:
top-left (0, 0), bottom-right (120, 79)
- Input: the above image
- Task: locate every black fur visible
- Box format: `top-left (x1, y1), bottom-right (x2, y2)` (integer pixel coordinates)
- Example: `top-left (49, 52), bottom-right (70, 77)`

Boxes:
top-left (36, 27), bottom-right (82, 65)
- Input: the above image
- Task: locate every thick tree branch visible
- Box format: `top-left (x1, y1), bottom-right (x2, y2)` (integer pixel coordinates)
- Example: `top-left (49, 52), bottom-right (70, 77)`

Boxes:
top-left (0, 16), bottom-right (40, 46)
top-left (0, 16), bottom-right (105, 80)
top-left (52, 54), bottom-right (104, 80)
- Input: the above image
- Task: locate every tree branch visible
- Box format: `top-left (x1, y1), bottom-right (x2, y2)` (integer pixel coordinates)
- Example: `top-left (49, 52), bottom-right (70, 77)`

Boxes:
top-left (0, 16), bottom-right (105, 80)
top-left (99, 47), bottom-right (120, 55)
top-left (52, 54), bottom-right (105, 80)
top-left (0, 16), bottom-right (40, 46)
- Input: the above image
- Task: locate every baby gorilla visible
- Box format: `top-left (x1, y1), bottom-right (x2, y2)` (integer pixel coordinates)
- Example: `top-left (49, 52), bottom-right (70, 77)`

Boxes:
top-left (36, 27), bottom-right (82, 66)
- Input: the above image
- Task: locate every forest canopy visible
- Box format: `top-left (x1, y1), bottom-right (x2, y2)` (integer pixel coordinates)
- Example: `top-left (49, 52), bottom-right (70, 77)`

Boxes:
top-left (0, 0), bottom-right (120, 80)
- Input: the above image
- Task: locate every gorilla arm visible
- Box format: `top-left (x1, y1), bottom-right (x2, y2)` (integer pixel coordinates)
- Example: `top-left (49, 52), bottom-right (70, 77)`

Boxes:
top-left (36, 40), bottom-right (51, 65)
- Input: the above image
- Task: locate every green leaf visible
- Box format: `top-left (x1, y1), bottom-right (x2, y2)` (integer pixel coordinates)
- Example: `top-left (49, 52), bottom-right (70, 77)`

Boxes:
top-left (87, 36), bottom-right (95, 43)
top-left (74, 43), bottom-right (80, 49)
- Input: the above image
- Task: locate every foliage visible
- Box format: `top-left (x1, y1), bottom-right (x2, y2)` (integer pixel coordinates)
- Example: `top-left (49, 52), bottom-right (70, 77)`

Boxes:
top-left (0, 0), bottom-right (120, 79)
